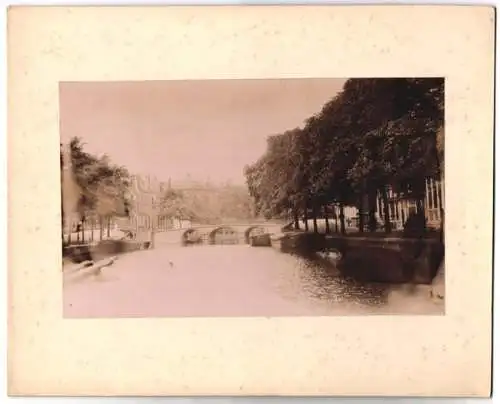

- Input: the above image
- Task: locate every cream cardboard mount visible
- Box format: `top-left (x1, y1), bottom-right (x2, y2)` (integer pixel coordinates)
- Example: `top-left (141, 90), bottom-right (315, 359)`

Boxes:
top-left (7, 5), bottom-right (494, 396)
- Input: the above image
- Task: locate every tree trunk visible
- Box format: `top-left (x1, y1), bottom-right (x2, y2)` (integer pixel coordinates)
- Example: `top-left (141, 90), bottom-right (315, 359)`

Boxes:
top-left (435, 129), bottom-right (445, 243)
top-left (358, 196), bottom-right (365, 233)
top-left (81, 218), bottom-right (85, 243)
top-left (334, 206), bottom-right (339, 233)
top-left (67, 218), bottom-right (72, 245)
top-left (107, 216), bottom-right (111, 238)
top-left (90, 219), bottom-right (94, 242)
top-left (339, 204), bottom-right (346, 234)
top-left (312, 203), bottom-right (318, 233)
top-left (99, 216), bottom-right (103, 241)
top-left (303, 201), bottom-right (309, 232)
top-left (293, 210), bottom-right (300, 230)
top-left (368, 188), bottom-right (378, 232)
top-left (414, 177), bottom-right (426, 218)
top-left (381, 187), bottom-right (391, 234)
top-left (324, 205), bottom-right (330, 234)
top-left (416, 197), bottom-right (427, 232)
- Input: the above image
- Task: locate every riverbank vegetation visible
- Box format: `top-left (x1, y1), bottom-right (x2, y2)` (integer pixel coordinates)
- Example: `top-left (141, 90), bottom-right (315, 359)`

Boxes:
top-left (60, 137), bottom-right (132, 245)
top-left (244, 78), bottom-right (444, 236)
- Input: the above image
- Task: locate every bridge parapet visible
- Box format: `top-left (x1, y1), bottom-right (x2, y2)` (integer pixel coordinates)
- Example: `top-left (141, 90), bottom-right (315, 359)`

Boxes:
top-left (178, 222), bottom-right (282, 246)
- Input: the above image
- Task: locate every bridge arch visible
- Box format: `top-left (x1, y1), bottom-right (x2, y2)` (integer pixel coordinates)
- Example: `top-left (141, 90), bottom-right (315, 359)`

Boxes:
top-left (243, 225), bottom-right (266, 244)
top-left (181, 228), bottom-right (202, 246)
top-left (208, 226), bottom-right (238, 245)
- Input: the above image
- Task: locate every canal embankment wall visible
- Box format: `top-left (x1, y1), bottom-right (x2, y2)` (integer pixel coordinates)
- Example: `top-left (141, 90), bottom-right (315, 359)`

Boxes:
top-left (63, 239), bottom-right (149, 265)
top-left (270, 231), bottom-right (444, 285)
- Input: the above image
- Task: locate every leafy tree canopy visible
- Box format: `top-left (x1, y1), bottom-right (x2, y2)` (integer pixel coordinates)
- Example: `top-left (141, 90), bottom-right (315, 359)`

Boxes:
top-left (244, 78), bottom-right (444, 221)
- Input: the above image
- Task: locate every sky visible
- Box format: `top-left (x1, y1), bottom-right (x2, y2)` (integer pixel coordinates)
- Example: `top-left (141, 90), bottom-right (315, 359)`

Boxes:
top-left (60, 78), bottom-right (346, 185)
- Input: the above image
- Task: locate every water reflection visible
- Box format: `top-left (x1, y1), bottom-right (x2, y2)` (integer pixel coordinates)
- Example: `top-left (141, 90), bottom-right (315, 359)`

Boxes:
top-left (293, 253), bottom-right (390, 307)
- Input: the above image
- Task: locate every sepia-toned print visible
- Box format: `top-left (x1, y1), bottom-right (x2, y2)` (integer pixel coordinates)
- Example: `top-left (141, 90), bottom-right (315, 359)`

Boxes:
top-left (60, 78), bottom-right (445, 318)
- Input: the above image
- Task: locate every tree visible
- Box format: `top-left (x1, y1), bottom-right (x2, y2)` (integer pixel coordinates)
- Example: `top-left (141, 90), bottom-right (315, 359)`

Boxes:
top-left (160, 189), bottom-right (195, 221)
top-left (333, 78), bottom-right (444, 232)
top-left (61, 137), bottom-right (132, 243)
top-left (244, 129), bottom-right (303, 222)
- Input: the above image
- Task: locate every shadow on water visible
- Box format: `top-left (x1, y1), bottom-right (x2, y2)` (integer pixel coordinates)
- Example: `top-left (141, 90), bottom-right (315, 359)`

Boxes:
top-left (295, 250), bottom-right (442, 315)
top-left (294, 253), bottom-right (392, 307)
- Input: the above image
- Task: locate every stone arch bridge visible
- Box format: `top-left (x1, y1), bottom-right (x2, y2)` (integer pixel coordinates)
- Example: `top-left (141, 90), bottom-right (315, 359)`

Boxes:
top-left (152, 222), bottom-right (285, 246)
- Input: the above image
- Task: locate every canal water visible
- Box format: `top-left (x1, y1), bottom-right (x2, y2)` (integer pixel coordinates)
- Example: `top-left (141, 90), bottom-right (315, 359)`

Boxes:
top-left (64, 239), bottom-right (444, 317)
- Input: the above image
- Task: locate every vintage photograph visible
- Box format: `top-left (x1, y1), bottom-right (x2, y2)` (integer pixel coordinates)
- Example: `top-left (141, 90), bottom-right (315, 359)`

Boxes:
top-left (60, 78), bottom-right (445, 317)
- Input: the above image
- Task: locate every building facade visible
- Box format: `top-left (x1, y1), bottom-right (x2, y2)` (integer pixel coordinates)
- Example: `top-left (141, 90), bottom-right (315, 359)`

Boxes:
top-left (326, 176), bottom-right (445, 232)
top-left (373, 176), bottom-right (444, 230)
top-left (120, 174), bottom-right (192, 234)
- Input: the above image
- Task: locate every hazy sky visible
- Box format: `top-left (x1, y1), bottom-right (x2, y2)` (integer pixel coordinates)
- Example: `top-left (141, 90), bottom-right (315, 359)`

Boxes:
top-left (60, 79), bottom-right (346, 184)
